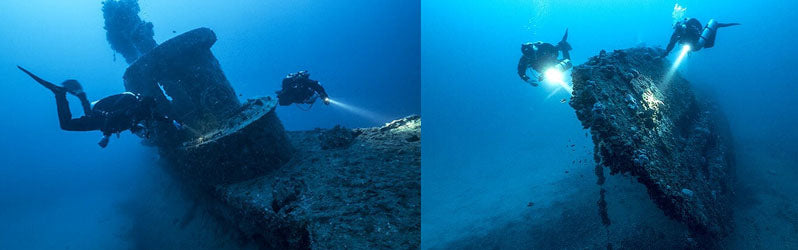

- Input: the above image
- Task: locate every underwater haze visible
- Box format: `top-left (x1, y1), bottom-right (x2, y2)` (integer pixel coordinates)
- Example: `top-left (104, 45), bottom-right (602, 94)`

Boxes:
top-left (422, 0), bottom-right (797, 249)
top-left (0, 0), bottom-right (418, 249)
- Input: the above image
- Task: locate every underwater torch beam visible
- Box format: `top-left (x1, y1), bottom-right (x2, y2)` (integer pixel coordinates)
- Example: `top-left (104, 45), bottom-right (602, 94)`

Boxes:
top-left (664, 44), bottom-right (691, 85)
top-left (543, 67), bottom-right (573, 98)
top-left (326, 98), bottom-right (391, 124)
top-left (542, 59), bottom-right (574, 98)
top-left (544, 68), bottom-right (572, 93)
top-left (672, 44), bottom-right (691, 70)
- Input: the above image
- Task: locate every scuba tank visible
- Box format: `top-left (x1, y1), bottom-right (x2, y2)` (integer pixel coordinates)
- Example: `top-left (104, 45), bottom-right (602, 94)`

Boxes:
top-left (701, 19), bottom-right (719, 48)
top-left (700, 19), bottom-right (739, 49)
top-left (91, 92), bottom-right (142, 147)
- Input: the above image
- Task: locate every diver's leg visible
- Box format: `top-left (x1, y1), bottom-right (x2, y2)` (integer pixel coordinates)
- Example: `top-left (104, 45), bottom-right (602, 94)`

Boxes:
top-left (76, 93), bottom-right (92, 115)
top-left (54, 93), bottom-right (101, 131)
top-left (59, 80), bottom-right (92, 114)
top-left (560, 50), bottom-right (571, 60)
top-left (707, 21), bottom-right (740, 49)
top-left (700, 19), bottom-right (739, 49)
top-left (54, 92), bottom-right (73, 129)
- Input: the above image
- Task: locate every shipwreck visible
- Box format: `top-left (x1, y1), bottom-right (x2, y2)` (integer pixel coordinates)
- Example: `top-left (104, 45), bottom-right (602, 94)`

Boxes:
top-left (568, 47), bottom-right (736, 244)
top-left (102, 2), bottom-right (420, 248)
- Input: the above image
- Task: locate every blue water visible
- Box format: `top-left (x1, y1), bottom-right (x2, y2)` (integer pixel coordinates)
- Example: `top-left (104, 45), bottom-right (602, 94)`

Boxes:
top-left (3, 0), bottom-right (797, 248)
top-left (0, 1), bottom-right (418, 249)
top-left (422, 0), bottom-right (798, 248)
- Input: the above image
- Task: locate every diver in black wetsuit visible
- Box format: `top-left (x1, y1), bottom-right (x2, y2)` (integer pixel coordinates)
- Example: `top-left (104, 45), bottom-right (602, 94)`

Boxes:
top-left (275, 70), bottom-right (330, 106)
top-left (517, 29), bottom-right (572, 86)
top-left (18, 66), bottom-right (169, 148)
top-left (663, 18), bottom-right (739, 57)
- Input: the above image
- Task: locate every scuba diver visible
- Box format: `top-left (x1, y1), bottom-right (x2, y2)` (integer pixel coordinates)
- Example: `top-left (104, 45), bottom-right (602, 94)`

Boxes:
top-left (662, 18), bottom-right (739, 57)
top-left (275, 70), bottom-right (330, 107)
top-left (18, 66), bottom-right (169, 148)
top-left (517, 29), bottom-right (572, 86)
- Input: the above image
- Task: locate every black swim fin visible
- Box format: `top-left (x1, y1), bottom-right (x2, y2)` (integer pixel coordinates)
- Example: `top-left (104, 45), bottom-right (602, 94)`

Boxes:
top-left (17, 66), bottom-right (65, 94)
top-left (717, 22), bottom-right (740, 28)
top-left (557, 28), bottom-right (572, 60)
top-left (558, 28), bottom-right (572, 51)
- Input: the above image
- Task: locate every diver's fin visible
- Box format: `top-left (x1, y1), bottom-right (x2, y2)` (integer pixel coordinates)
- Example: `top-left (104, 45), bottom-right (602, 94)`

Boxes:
top-left (17, 66), bottom-right (65, 94)
top-left (558, 28), bottom-right (572, 51)
top-left (717, 22), bottom-right (740, 28)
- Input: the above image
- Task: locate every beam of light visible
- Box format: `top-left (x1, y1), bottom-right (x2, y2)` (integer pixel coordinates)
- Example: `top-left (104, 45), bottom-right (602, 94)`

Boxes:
top-left (672, 44), bottom-right (690, 70)
top-left (543, 68), bottom-right (573, 96)
top-left (545, 86), bottom-right (562, 99)
top-left (326, 98), bottom-right (391, 124)
top-left (664, 44), bottom-right (691, 85)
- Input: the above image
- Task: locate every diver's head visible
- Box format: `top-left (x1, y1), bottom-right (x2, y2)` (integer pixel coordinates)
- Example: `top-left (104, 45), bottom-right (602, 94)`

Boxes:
top-left (297, 70), bottom-right (310, 78)
top-left (522, 43), bottom-right (534, 55)
top-left (676, 21), bottom-right (686, 30)
top-left (521, 42), bottom-right (544, 56)
top-left (673, 17), bottom-right (689, 31)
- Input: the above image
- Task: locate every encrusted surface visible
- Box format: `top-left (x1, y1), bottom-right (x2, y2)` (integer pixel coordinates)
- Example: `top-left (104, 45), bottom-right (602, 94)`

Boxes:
top-left (217, 115), bottom-right (421, 249)
top-left (122, 28), bottom-right (293, 189)
top-left (118, 27), bottom-right (417, 249)
top-left (171, 97), bottom-right (293, 187)
top-left (569, 47), bottom-right (735, 239)
top-left (123, 27), bottom-right (240, 134)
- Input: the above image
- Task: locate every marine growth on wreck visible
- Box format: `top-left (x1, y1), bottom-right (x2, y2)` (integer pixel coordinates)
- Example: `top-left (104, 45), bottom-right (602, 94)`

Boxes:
top-left (569, 47), bottom-right (736, 241)
top-left (102, 1), bottom-right (421, 248)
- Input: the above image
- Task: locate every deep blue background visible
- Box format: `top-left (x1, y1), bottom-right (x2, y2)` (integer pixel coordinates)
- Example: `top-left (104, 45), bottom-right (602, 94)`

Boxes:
top-left (422, 0), bottom-right (797, 248)
top-left (0, 0), bottom-right (418, 249)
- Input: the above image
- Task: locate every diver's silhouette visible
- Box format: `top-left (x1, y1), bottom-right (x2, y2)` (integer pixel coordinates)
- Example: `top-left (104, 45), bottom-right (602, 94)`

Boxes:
top-left (18, 66), bottom-right (170, 148)
top-left (663, 18), bottom-right (740, 57)
top-left (517, 29), bottom-right (572, 86)
top-left (276, 70), bottom-right (330, 107)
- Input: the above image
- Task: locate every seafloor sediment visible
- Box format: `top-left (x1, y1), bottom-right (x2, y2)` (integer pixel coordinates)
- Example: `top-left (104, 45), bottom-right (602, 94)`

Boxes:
top-left (569, 47), bottom-right (736, 241)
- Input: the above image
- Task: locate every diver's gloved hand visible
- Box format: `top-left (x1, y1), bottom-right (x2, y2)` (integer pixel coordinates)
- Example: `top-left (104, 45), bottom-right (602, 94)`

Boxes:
top-left (323, 97), bottom-right (331, 105)
top-left (520, 75), bottom-right (538, 87)
top-left (524, 77), bottom-right (539, 87)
